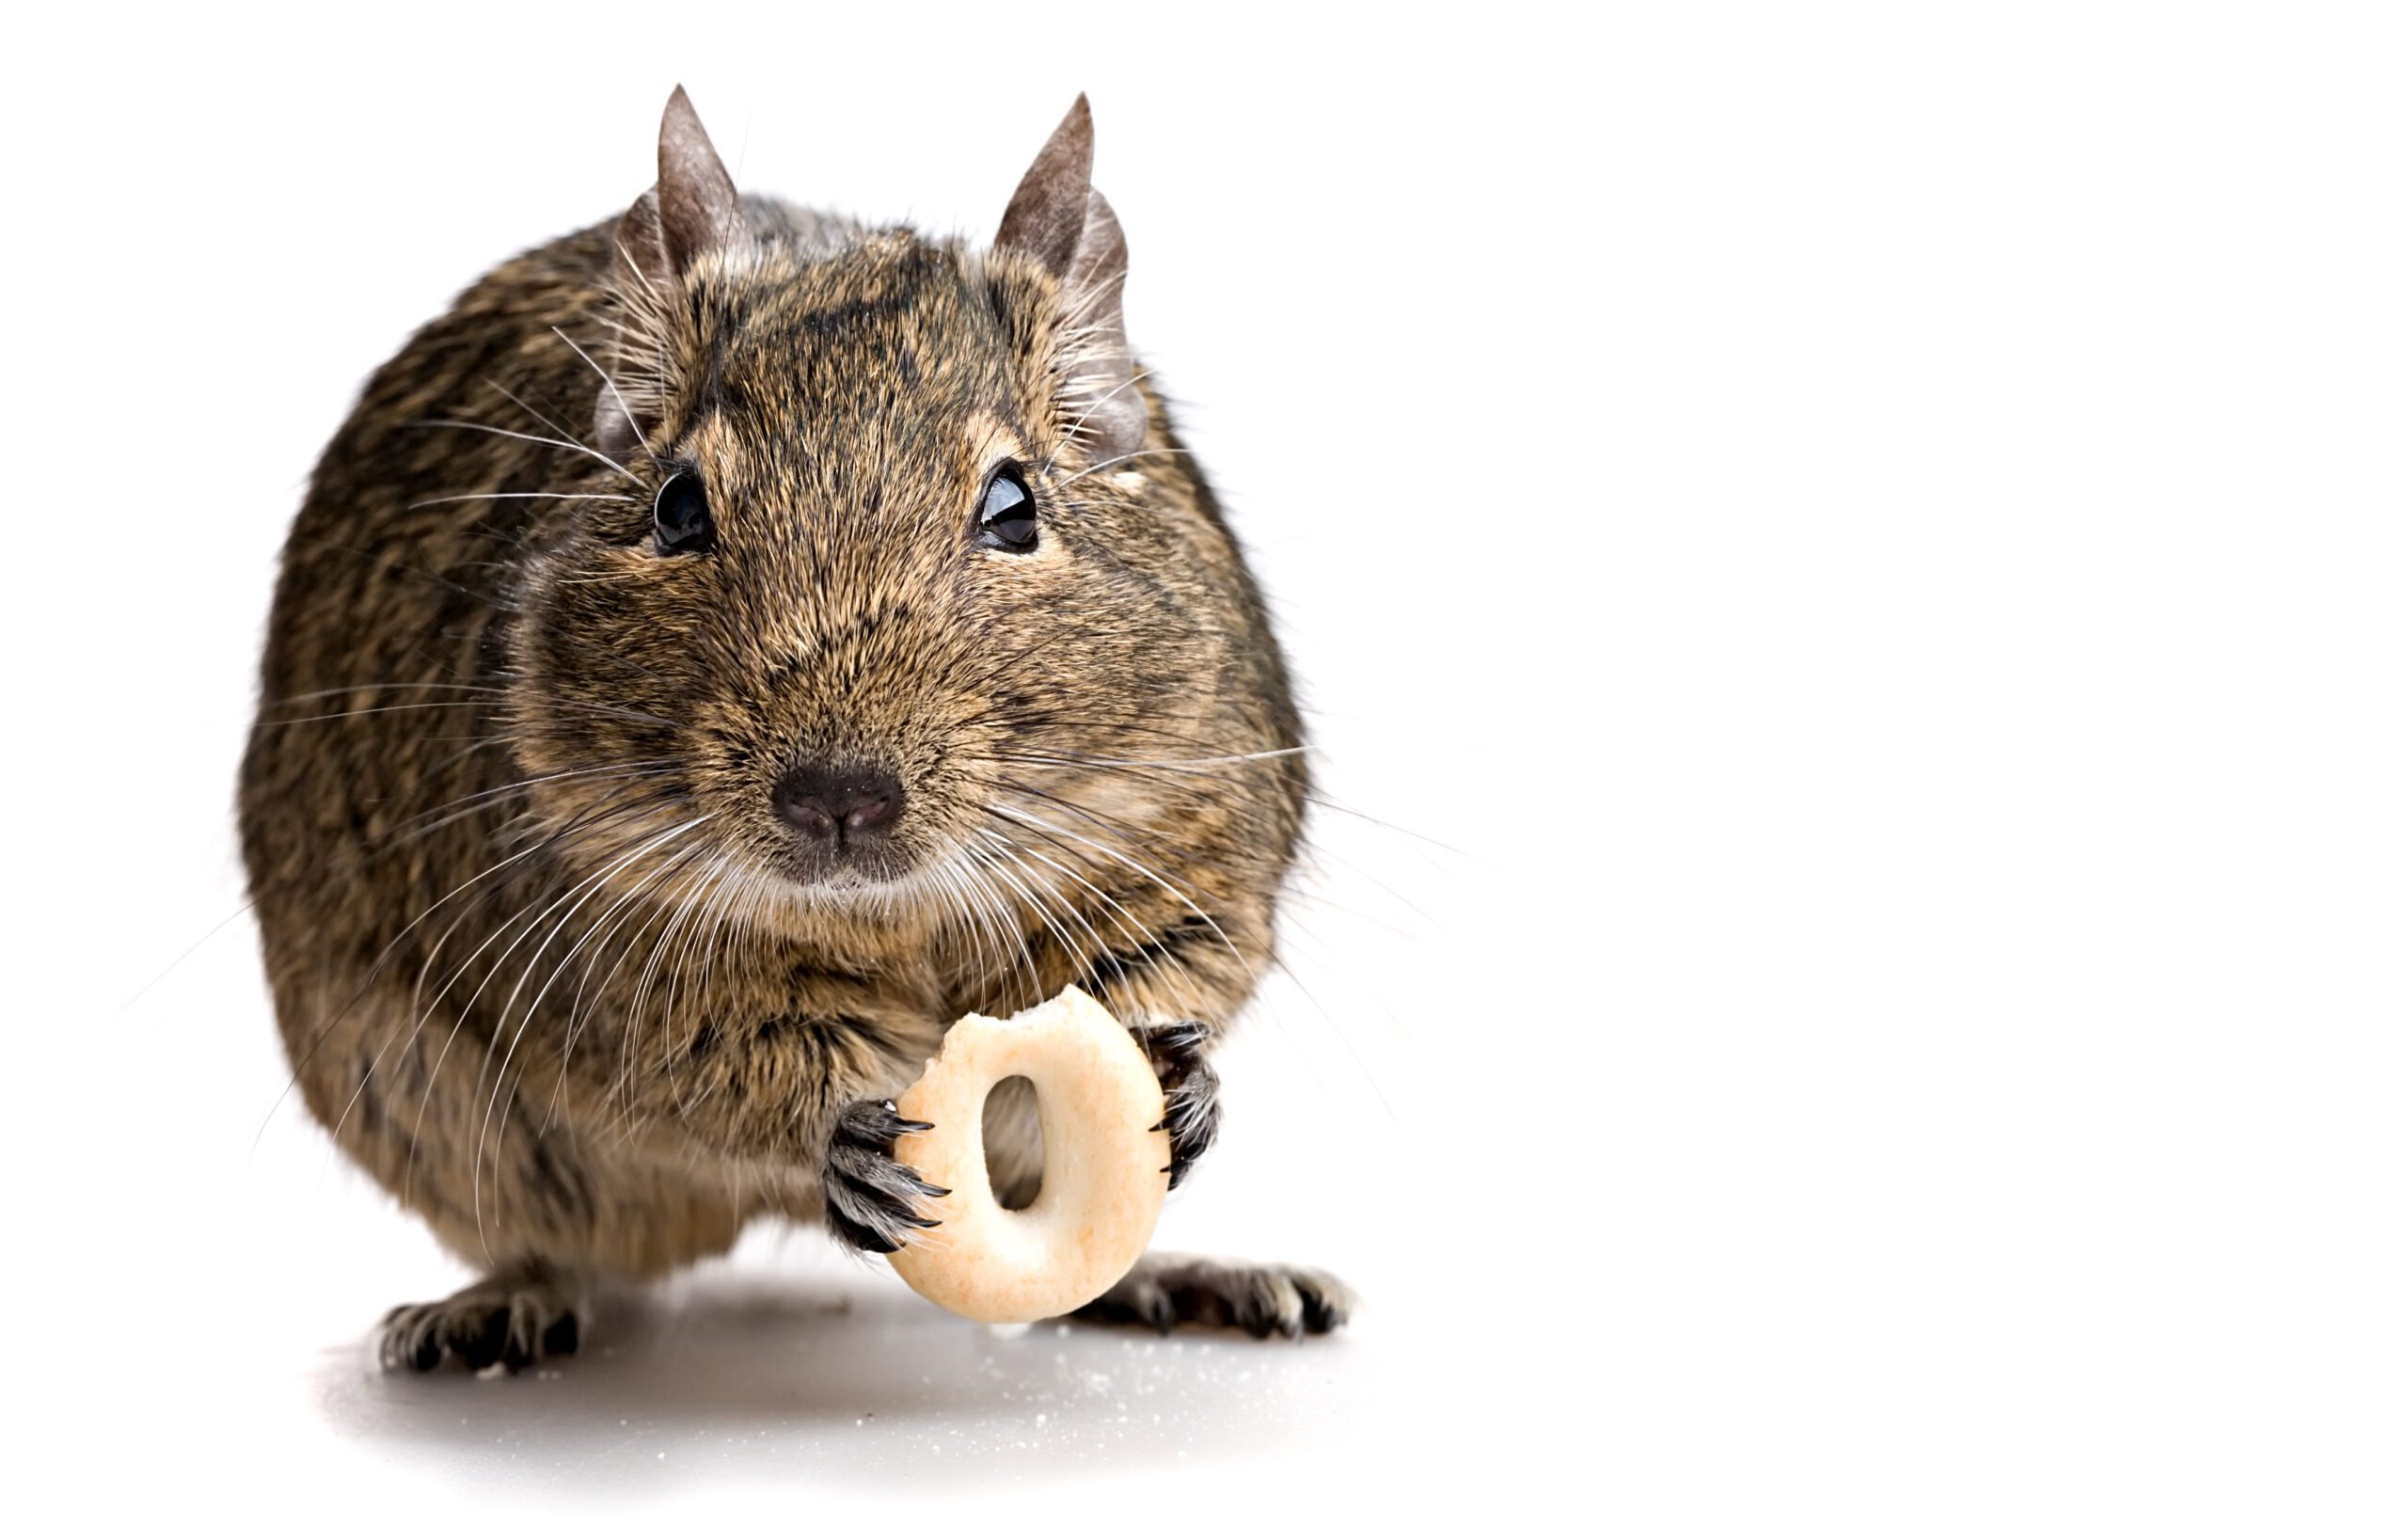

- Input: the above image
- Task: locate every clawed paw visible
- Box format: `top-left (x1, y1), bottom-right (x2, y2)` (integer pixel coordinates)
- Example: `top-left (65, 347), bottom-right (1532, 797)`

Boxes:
top-left (823, 1098), bottom-right (948, 1255)
top-left (1071, 1254), bottom-right (1354, 1340)
top-left (379, 1267), bottom-right (583, 1373)
top-left (1133, 1019), bottom-right (1222, 1190)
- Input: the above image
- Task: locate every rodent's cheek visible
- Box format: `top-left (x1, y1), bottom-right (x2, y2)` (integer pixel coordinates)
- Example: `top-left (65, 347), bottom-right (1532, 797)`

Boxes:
top-left (886, 769), bottom-right (977, 858)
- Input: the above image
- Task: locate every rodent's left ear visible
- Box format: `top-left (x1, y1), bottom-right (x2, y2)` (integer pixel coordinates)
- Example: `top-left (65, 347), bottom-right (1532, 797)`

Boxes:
top-left (996, 95), bottom-right (1146, 463)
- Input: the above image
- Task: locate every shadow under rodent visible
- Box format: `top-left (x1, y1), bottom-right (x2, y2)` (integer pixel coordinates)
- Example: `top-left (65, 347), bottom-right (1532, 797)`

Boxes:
top-left (238, 87), bottom-right (1351, 1372)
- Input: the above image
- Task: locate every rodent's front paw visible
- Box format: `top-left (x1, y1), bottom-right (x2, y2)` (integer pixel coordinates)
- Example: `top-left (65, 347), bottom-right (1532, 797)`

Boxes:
top-left (822, 1098), bottom-right (948, 1255)
top-left (1133, 1020), bottom-right (1221, 1190)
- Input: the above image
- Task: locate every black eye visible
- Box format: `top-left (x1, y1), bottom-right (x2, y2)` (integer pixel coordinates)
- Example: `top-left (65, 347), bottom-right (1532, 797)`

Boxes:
top-left (653, 469), bottom-right (714, 555)
top-left (976, 463), bottom-right (1038, 553)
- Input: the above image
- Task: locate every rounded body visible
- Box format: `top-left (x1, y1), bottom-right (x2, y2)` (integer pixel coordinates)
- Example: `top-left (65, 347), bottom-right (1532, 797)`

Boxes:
top-left (239, 182), bottom-right (1304, 1287)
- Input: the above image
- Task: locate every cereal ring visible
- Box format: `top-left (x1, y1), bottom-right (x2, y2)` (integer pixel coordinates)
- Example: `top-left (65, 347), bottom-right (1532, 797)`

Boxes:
top-left (889, 987), bottom-right (1171, 1323)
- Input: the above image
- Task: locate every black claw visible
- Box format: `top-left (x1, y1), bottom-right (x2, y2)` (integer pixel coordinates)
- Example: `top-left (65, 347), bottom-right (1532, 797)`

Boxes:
top-left (829, 1208), bottom-right (904, 1253)
top-left (1143, 1031), bottom-right (1222, 1194)
top-left (1068, 1260), bottom-right (1354, 1340)
top-left (830, 1166), bottom-right (883, 1201)
top-left (380, 1276), bottom-right (587, 1374)
top-left (832, 1100), bottom-right (928, 1147)
top-left (831, 1170), bottom-right (945, 1227)
top-left (1296, 1287), bottom-right (1333, 1333)
top-left (466, 1310), bottom-right (513, 1369)
top-left (823, 1097), bottom-right (947, 1255)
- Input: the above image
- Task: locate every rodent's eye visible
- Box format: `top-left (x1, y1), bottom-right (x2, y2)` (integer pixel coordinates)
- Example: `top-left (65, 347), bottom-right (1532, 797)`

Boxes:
top-left (652, 469), bottom-right (715, 555)
top-left (975, 463), bottom-right (1038, 554)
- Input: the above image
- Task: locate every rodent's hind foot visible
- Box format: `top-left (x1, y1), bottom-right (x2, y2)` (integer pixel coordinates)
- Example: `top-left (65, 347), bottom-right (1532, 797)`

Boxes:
top-left (379, 1262), bottom-right (585, 1374)
top-left (822, 1098), bottom-right (948, 1256)
top-left (1069, 1253), bottom-right (1354, 1340)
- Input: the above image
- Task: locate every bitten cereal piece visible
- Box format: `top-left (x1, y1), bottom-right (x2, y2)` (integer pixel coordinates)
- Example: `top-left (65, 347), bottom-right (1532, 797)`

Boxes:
top-left (889, 988), bottom-right (1171, 1323)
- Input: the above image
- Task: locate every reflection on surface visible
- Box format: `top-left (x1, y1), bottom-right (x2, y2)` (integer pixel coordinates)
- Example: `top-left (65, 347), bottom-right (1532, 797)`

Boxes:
top-left (309, 1250), bottom-right (1372, 1493)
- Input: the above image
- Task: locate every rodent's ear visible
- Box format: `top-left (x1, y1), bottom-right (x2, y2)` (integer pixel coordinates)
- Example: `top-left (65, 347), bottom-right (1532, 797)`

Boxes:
top-left (597, 87), bottom-right (749, 459)
top-left (997, 95), bottom-right (1099, 277)
top-left (996, 96), bottom-right (1147, 464)
top-left (655, 86), bottom-right (746, 272)
top-left (611, 87), bottom-right (747, 298)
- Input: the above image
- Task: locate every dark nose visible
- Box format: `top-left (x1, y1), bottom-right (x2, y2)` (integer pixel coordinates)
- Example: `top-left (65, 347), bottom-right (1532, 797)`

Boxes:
top-left (772, 762), bottom-right (905, 842)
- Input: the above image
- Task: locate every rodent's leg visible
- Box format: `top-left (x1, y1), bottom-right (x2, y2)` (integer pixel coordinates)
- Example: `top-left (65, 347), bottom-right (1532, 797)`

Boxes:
top-left (380, 1259), bottom-right (585, 1373)
top-left (1065, 904), bottom-right (1266, 1189)
top-left (275, 979), bottom-right (752, 1364)
top-left (613, 982), bottom-right (951, 1257)
top-left (1069, 1254), bottom-right (1354, 1340)
top-left (613, 997), bottom-right (950, 1256)
top-left (1130, 1019), bottom-right (1223, 1190)
top-left (820, 1098), bottom-right (950, 1254)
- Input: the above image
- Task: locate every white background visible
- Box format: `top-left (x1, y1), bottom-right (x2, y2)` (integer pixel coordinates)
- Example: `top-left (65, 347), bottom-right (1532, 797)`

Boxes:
top-left (5, 3), bottom-right (2404, 1530)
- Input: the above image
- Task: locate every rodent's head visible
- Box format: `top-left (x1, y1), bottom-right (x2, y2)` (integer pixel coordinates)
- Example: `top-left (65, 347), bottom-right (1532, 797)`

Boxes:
top-left (508, 90), bottom-right (1271, 926)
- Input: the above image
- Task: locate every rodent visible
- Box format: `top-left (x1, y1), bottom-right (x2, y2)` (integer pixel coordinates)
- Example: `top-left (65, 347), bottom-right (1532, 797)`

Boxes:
top-left (237, 87), bottom-right (1353, 1369)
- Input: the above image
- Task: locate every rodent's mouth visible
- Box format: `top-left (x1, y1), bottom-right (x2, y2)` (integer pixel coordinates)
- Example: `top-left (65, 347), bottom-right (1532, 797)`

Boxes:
top-left (768, 841), bottom-right (954, 910)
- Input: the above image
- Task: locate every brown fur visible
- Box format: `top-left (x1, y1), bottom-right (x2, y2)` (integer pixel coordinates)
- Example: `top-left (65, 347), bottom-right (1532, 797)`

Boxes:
top-left (238, 90), bottom-right (1340, 1369)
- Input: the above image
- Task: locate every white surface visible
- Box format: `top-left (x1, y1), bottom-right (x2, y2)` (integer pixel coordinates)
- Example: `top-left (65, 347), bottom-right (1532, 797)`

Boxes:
top-left (8, 3), bottom-right (2408, 1530)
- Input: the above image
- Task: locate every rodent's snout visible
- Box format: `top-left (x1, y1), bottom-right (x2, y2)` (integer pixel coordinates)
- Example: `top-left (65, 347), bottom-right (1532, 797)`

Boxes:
top-left (772, 760), bottom-right (906, 847)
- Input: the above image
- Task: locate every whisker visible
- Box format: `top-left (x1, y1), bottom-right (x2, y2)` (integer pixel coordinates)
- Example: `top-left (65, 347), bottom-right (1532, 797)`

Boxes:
top-left (404, 417), bottom-right (641, 484)
top-left (551, 325), bottom-right (645, 451)
top-left (260, 780), bottom-right (685, 1153)
top-left (987, 802), bottom-right (1253, 981)
top-left (391, 793), bottom-right (699, 1200)
top-left (468, 815), bottom-right (712, 1243)
top-left (406, 491), bottom-right (636, 510)
top-left (542, 839), bottom-right (713, 1135)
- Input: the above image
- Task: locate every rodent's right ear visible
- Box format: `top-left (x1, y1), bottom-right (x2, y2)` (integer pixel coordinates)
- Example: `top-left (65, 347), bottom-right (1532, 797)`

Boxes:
top-left (598, 87), bottom-right (750, 458)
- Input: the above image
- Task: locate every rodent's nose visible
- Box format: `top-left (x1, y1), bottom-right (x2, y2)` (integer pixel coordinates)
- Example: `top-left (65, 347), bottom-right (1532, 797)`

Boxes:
top-left (773, 762), bottom-right (905, 842)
